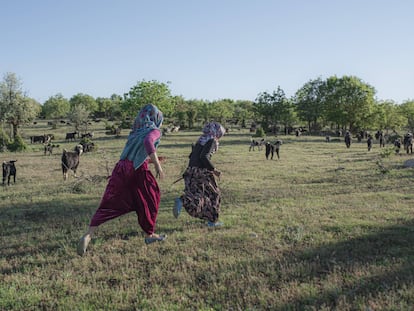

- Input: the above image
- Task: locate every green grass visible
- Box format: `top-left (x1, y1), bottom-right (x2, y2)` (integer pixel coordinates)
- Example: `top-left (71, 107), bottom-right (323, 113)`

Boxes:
top-left (1, 122), bottom-right (414, 310)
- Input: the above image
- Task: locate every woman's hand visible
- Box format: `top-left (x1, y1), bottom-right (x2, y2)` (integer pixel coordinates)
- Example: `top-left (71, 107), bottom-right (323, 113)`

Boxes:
top-left (149, 152), bottom-right (165, 180)
top-left (156, 168), bottom-right (165, 180)
top-left (213, 169), bottom-right (221, 177)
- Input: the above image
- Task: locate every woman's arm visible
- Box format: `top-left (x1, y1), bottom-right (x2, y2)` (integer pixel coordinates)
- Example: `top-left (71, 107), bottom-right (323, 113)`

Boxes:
top-left (149, 152), bottom-right (164, 179)
top-left (144, 130), bottom-right (164, 179)
top-left (199, 139), bottom-right (220, 177)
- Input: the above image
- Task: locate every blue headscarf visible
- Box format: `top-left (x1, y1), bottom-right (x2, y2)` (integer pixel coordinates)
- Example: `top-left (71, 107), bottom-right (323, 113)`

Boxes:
top-left (120, 104), bottom-right (163, 169)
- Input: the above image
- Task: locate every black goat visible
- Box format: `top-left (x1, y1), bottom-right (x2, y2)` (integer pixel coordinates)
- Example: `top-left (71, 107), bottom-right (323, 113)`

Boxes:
top-left (80, 141), bottom-right (95, 153)
top-left (30, 134), bottom-right (52, 144)
top-left (265, 140), bottom-right (282, 160)
top-left (367, 135), bottom-right (373, 151)
top-left (394, 138), bottom-right (401, 154)
top-left (344, 131), bottom-right (352, 148)
top-left (44, 143), bottom-right (59, 155)
top-left (81, 132), bottom-right (94, 139)
top-left (61, 145), bottom-right (83, 180)
top-left (2, 160), bottom-right (17, 185)
top-left (65, 131), bottom-right (78, 141)
top-left (403, 133), bottom-right (413, 154)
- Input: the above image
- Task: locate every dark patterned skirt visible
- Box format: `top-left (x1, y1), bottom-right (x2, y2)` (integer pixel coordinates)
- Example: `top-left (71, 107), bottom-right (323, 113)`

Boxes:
top-left (181, 166), bottom-right (221, 222)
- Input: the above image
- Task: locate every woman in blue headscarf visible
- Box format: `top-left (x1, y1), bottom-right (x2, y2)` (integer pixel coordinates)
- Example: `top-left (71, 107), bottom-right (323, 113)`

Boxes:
top-left (78, 104), bottom-right (166, 256)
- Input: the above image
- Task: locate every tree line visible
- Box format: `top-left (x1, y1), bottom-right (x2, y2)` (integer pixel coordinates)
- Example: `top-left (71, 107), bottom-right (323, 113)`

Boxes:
top-left (1, 72), bottom-right (413, 150)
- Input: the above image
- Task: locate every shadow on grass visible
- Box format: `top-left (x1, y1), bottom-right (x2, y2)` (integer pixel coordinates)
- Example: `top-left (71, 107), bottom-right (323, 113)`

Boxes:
top-left (267, 219), bottom-right (414, 309)
top-left (0, 194), bottom-right (183, 262)
top-left (2, 191), bottom-right (413, 308)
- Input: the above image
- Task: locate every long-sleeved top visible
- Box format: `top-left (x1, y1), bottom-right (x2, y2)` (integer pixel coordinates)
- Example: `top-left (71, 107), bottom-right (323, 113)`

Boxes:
top-left (188, 139), bottom-right (217, 171)
top-left (144, 129), bottom-right (160, 155)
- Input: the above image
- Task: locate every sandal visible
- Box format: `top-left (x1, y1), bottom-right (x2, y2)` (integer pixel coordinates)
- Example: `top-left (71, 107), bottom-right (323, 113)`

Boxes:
top-left (173, 197), bottom-right (182, 218)
top-left (145, 234), bottom-right (167, 244)
top-left (207, 221), bottom-right (223, 227)
top-left (77, 234), bottom-right (91, 256)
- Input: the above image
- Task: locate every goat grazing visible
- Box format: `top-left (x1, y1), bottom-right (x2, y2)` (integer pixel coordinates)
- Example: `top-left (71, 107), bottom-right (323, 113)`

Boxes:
top-left (249, 138), bottom-right (265, 151)
top-left (61, 145), bottom-right (83, 180)
top-left (65, 131), bottom-right (78, 141)
top-left (44, 143), bottom-right (59, 155)
top-left (2, 160), bottom-right (17, 185)
top-left (81, 132), bottom-right (94, 139)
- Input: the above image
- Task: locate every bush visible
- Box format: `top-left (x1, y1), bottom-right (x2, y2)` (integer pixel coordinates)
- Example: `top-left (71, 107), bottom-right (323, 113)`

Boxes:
top-left (120, 120), bottom-right (132, 129)
top-left (7, 135), bottom-right (27, 152)
top-left (387, 133), bottom-right (401, 144)
top-left (254, 127), bottom-right (265, 138)
top-left (0, 129), bottom-right (11, 152)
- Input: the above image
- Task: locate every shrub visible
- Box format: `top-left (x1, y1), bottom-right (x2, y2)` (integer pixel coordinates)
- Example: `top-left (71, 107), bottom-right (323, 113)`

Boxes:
top-left (254, 127), bottom-right (265, 138)
top-left (120, 120), bottom-right (132, 129)
top-left (387, 133), bottom-right (401, 144)
top-left (7, 135), bottom-right (27, 152)
top-left (0, 128), bottom-right (11, 152)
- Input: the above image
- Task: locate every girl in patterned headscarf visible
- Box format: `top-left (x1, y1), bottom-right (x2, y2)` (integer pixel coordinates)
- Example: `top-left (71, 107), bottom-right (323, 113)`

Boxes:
top-left (173, 121), bottom-right (226, 227)
top-left (77, 104), bottom-right (166, 256)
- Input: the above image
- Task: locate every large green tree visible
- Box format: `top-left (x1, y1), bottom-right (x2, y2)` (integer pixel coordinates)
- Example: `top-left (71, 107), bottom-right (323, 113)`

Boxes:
top-left (199, 101), bottom-right (212, 124)
top-left (69, 93), bottom-right (98, 114)
top-left (371, 100), bottom-right (405, 133)
top-left (42, 93), bottom-right (70, 119)
top-left (294, 78), bottom-right (325, 133)
top-left (0, 72), bottom-right (41, 138)
top-left (398, 100), bottom-right (414, 132)
top-left (323, 76), bottom-right (376, 132)
top-left (255, 86), bottom-right (296, 133)
top-left (122, 80), bottom-right (173, 118)
top-left (233, 100), bottom-right (254, 128)
top-left (69, 93), bottom-right (97, 131)
top-left (209, 99), bottom-right (234, 124)
top-left (173, 96), bottom-right (201, 129)
top-left (95, 94), bottom-right (123, 119)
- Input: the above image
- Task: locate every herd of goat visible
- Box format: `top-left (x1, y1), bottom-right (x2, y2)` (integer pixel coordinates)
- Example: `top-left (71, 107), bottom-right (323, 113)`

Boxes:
top-left (2, 131), bottom-right (94, 185)
top-left (248, 130), bottom-right (414, 161)
top-left (2, 129), bottom-right (414, 186)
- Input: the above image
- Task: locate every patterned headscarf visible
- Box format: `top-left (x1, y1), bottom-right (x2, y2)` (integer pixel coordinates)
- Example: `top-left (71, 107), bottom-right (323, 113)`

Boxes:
top-left (120, 104), bottom-right (163, 169)
top-left (197, 121), bottom-right (225, 152)
top-left (131, 104), bottom-right (163, 131)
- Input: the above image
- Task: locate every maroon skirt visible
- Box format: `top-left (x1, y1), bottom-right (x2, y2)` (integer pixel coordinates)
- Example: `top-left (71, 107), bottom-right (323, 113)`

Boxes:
top-left (90, 159), bottom-right (160, 235)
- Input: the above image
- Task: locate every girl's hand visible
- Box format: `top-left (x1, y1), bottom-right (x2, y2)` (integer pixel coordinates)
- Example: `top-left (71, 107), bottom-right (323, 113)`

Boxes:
top-left (149, 152), bottom-right (165, 180)
top-left (156, 168), bottom-right (165, 180)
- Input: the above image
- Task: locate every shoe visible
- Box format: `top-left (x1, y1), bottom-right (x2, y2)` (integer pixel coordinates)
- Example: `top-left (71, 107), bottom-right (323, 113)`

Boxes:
top-left (207, 221), bottom-right (223, 227)
top-left (77, 234), bottom-right (91, 256)
top-left (145, 234), bottom-right (167, 245)
top-left (173, 197), bottom-right (182, 218)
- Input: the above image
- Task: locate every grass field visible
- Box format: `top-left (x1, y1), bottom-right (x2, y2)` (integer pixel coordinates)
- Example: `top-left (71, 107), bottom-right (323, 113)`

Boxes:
top-left (1, 121), bottom-right (414, 310)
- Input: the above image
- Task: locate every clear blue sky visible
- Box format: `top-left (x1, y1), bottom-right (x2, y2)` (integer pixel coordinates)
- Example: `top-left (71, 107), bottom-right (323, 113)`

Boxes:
top-left (1, 0), bottom-right (413, 104)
